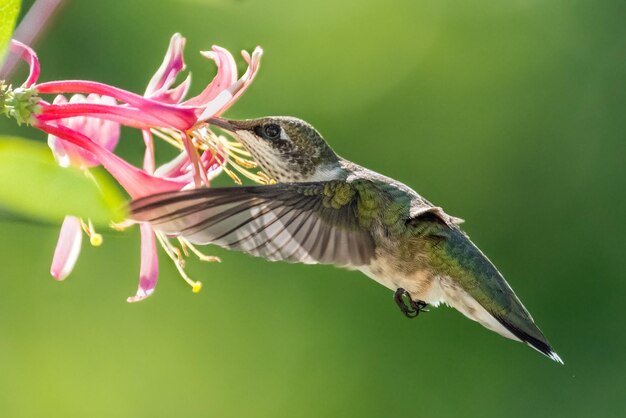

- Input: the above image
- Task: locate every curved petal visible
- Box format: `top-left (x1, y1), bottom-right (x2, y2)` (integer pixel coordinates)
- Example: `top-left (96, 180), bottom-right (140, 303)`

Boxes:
top-left (145, 33), bottom-right (187, 99)
top-left (150, 74), bottom-right (191, 104)
top-left (225, 47), bottom-right (263, 110)
top-left (47, 96), bottom-right (73, 167)
top-left (50, 216), bottom-right (83, 281)
top-left (153, 149), bottom-right (225, 185)
top-left (9, 40), bottom-right (40, 87)
top-left (181, 131), bottom-right (208, 187)
top-left (38, 102), bottom-right (176, 130)
top-left (142, 129), bottom-right (155, 174)
top-left (201, 149), bottom-right (225, 182)
top-left (84, 94), bottom-right (120, 152)
top-left (197, 47), bottom-right (263, 120)
top-left (38, 122), bottom-right (187, 198)
top-left (184, 46), bottom-right (238, 107)
top-left (36, 80), bottom-right (199, 130)
top-left (47, 94), bottom-right (121, 168)
top-left (127, 224), bottom-right (159, 302)
top-left (154, 149), bottom-right (190, 178)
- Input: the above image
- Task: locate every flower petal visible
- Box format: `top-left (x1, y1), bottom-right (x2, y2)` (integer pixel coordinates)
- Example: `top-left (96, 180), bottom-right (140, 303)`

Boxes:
top-left (85, 94), bottom-right (120, 152)
top-left (38, 122), bottom-right (187, 198)
top-left (50, 216), bottom-right (83, 281)
top-left (47, 96), bottom-right (73, 167)
top-left (150, 74), bottom-right (191, 104)
top-left (181, 131), bottom-right (207, 187)
top-left (127, 224), bottom-right (159, 303)
top-left (38, 101), bottom-right (187, 130)
top-left (201, 149), bottom-right (225, 182)
top-left (153, 149), bottom-right (190, 178)
top-left (9, 40), bottom-right (40, 87)
top-left (142, 129), bottom-right (155, 173)
top-left (227, 47), bottom-right (263, 107)
top-left (145, 33), bottom-right (187, 99)
top-left (47, 94), bottom-right (121, 168)
top-left (184, 46), bottom-right (238, 107)
top-left (36, 80), bottom-right (199, 130)
top-left (197, 47), bottom-right (263, 120)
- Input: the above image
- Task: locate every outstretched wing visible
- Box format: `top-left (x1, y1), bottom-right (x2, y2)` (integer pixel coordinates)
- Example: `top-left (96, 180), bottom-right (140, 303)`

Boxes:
top-left (129, 182), bottom-right (376, 267)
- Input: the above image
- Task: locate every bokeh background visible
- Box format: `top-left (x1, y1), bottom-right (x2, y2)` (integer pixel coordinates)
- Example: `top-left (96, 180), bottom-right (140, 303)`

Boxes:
top-left (1, 0), bottom-right (625, 417)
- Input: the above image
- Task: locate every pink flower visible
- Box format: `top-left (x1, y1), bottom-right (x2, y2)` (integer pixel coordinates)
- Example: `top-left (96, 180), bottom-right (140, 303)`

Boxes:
top-left (50, 216), bottom-right (82, 281)
top-left (9, 36), bottom-right (263, 195)
top-left (3, 34), bottom-right (264, 301)
top-left (47, 93), bottom-right (119, 281)
top-left (47, 94), bottom-right (120, 168)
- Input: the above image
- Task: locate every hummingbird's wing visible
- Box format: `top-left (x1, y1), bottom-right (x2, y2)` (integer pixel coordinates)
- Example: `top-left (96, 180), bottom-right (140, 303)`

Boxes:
top-left (129, 182), bottom-right (375, 267)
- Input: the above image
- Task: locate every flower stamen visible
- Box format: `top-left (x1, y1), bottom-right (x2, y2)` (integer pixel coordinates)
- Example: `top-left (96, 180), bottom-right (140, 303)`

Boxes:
top-left (80, 219), bottom-right (103, 246)
top-left (155, 231), bottom-right (203, 293)
top-left (193, 128), bottom-right (273, 185)
top-left (150, 127), bottom-right (184, 150)
top-left (222, 165), bottom-right (243, 185)
top-left (233, 156), bottom-right (257, 169)
top-left (110, 219), bottom-right (134, 231)
top-left (178, 238), bottom-right (221, 263)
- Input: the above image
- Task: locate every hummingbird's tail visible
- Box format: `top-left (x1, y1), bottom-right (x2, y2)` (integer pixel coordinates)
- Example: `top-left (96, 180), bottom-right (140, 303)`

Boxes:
top-left (430, 228), bottom-right (563, 363)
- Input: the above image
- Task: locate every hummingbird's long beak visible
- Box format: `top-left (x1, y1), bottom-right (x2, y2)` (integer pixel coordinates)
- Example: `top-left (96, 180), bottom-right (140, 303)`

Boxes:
top-left (208, 117), bottom-right (238, 132)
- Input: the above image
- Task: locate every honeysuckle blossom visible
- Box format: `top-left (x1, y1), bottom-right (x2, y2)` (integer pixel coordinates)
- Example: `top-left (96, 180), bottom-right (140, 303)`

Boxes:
top-left (48, 94), bottom-right (120, 169)
top-left (1, 34), bottom-right (266, 301)
top-left (47, 93), bottom-right (120, 281)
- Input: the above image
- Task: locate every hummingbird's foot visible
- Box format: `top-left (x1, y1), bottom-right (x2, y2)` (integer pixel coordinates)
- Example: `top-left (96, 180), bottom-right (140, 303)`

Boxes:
top-left (394, 288), bottom-right (429, 319)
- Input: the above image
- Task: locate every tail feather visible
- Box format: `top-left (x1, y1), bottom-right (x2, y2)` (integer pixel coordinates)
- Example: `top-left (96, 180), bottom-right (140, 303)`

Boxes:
top-left (433, 227), bottom-right (563, 364)
top-left (494, 314), bottom-right (563, 364)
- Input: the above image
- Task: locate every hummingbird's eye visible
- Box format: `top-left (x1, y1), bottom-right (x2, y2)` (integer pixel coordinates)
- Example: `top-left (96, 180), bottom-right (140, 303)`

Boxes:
top-left (263, 124), bottom-right (281, 139)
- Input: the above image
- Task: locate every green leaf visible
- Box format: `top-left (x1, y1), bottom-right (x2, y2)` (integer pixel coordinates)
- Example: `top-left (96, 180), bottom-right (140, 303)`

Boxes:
top-left (0, 136), bottom-right (127, 226)
top-left (0, 0), bottom-right (20, 64)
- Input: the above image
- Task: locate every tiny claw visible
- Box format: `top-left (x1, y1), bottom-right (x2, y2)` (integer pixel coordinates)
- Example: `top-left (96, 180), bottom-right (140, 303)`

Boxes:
top-left (409, 298), bottom-right (429, 313)
top-left (394, 288), bottom-right (428, 319)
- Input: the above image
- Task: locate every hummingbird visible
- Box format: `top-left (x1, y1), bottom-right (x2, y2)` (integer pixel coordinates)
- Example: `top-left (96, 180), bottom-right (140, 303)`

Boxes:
top-left (129, 116), bottom-right (562, 363)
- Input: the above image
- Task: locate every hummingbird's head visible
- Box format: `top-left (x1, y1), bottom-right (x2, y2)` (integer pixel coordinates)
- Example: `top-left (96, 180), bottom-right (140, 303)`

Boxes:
top-left (209, 116), bottom-right (341, 182)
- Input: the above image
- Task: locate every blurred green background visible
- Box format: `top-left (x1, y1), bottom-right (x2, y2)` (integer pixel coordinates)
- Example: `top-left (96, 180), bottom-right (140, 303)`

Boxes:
top-left (1, 0), bottom-right (625, 417)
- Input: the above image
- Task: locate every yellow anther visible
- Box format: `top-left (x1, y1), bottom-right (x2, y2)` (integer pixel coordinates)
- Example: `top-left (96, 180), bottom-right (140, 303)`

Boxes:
top-left (192, 282), bottom-right (203, 293)
top-left (256, 172), bottom-right (276, 185)
top-left (155, 232), bottom-right (206, 295)
top-left (90, 233), bottom-right (103, 247)
top-left (233, 156), bottom-right (257, 169)
top-left (80, 219), bottom-right (104, 247)
top-left (229, 139), bottom-right (245, 148)
top-left (223, 166), bottom-right (243, 185)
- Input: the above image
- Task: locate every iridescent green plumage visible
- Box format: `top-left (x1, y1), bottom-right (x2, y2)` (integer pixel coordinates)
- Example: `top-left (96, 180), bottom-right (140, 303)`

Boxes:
top-left (130, 116), bottom-right (561, 363)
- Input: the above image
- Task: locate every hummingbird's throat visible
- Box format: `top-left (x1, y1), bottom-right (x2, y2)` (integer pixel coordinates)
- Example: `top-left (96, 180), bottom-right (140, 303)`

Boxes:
top-left (232, 130), bottom-right (305, 182)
